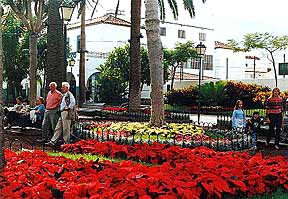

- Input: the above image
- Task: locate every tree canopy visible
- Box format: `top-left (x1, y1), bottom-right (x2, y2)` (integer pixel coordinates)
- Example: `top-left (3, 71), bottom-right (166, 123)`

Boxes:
top-left (164, 41), bottom-right (197, 90)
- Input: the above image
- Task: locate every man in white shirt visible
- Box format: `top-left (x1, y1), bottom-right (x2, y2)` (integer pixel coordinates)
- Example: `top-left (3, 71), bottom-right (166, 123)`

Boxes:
top-left (46, 82), bottom-right (76, 146)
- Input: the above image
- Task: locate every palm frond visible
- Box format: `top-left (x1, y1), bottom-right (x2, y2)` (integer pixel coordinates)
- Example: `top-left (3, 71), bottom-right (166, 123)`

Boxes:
top-left (158, 0), bottom-right (165, 21)
top-left (183, 0), bottom-right (195, 18)
top-left (114, 0), bottom-right (120, 17)
top-left (167, 0), bottom-right (178, 20)
top-left (90, 0), bottom-right (99, 18)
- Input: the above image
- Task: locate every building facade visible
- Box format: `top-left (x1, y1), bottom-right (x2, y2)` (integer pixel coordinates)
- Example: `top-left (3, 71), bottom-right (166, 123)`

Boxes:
top-left (67, 14), bottom-right (215, 99)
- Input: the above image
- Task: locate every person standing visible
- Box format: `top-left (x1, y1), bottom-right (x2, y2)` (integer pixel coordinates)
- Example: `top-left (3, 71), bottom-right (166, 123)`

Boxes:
top-left (232, 100), bottom-right (246, 130)
top-left (46, 82), bottom-right (76, 146)
top-left (265, 87), bottom-right (284, 150)
top-left (37, 82), bottom-right (62, 142)
top-left (247, 111), bottom-right (264, 150)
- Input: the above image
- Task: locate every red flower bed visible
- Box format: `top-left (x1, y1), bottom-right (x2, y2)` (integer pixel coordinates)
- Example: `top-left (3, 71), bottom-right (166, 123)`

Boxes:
top-left (1, 145), bottom-right (287, 198)
top-left (63, 141), bottom-right (287, 196)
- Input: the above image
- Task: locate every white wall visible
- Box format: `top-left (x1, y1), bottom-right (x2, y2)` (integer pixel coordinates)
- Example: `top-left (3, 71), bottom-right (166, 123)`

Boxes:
top-left (67, 16), bottom-right (215, 88)
top-left (67, 23), bottom-right (131, 86)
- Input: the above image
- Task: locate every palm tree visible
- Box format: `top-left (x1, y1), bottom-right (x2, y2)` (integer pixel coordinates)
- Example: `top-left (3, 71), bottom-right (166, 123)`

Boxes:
top-left (128, 0), bottom-right (142, 112)
top-left (5, 0), bottom-right (47, 107)
top-left (145, 0), bottom-right (164, 126)
top-left (145, 0), bottom-right (206, 126)
top-left (0, 2), bottom-right (5, 170)
top-left (46, 0), bottom-right (66, 94)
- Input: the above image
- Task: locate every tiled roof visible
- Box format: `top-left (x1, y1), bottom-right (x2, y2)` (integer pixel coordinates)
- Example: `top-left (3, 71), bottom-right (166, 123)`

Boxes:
top-left (68, 14), bottom-right (131, 30)
top-left (214, 41), bottom-right (232, 50)
top-left (174, 72), bottom-right (219, 80)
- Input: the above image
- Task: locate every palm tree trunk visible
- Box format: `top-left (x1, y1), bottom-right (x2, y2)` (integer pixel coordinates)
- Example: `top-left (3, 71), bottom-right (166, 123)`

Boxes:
top-left (0, 3), bottom-right (6, 170)
top-left (145, 0), bottom-right (164, 127)
top-left (128, 0), bottom-right (142, 112)
top-left (46, 0), bottom-right (66, 93)
top-left (79, 7), bottom-right (86, 106)
top-left (29, 33), bottom-right (38, 107)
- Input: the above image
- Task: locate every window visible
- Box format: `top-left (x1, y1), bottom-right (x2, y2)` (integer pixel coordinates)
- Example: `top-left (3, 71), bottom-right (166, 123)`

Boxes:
top-left (199, 33), bottom-right (206, 41)
top-left (190, 59), bottom-right (200, 69)
top-left (189, 55), bottom-right (213, 70)
top-left (76, 35), bottom-right (80, 51)
top-left (203, 55), bottom-right (213, 70)
top-left (178, 30), bottom-right (186, 39)
top-left (160, 27), bottom-right (166, 36)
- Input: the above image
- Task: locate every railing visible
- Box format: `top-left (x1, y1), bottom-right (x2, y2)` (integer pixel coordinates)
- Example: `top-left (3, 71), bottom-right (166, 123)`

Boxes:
top-left (2, 107), bottom-right (271, 153)
top-left (71, 122), bottom-right (252, 151)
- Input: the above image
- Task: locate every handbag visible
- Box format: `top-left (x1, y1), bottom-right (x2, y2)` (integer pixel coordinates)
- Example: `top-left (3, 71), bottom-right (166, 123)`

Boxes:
top-left (65, 92), bottom-right (76, 121)
top-left (66, 108), bottom-right (76, 121)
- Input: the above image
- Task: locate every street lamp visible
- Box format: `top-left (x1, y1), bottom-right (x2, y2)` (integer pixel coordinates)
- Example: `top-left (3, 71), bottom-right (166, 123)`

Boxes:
top-left (59, 4), bottom-right (75, 22)
top-left (195, 42), bottom-right (206, 124)
top-left (69, 57), bottom-right (76, 96)
top-left (59, 4), bottom-right (75, 68)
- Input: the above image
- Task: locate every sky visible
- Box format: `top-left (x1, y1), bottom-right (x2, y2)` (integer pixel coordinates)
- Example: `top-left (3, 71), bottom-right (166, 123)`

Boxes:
top-left (91, 0), bottom-right (288, 42)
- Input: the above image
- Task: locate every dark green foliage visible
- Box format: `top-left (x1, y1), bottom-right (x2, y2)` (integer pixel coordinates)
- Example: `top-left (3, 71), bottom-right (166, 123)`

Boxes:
top-left (165, 85), bottom-right (198, 106)
top-left (2, 13), bottom-right (47, 101)
top-left (2, 13), bottom-right (26, 100)
top-left (200, 81), bottom-right (227, 107)
top-left (97, 62), bottom-right (128, 103)
top-left (96, 45), bottom-right (168, 103)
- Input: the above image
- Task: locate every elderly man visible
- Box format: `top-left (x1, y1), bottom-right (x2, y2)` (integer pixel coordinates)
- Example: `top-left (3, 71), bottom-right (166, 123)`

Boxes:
top-left (46, 82), bottom-right (76, 146)
top-left (37, 82), bottom-right (62, 142)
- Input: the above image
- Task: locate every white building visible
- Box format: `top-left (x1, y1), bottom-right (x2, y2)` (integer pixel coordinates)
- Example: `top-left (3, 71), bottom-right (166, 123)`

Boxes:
top-left (213, 41), bottom-right (273, 80)
top-left (67, 14), bottom-right (215, 99)
top-left (67, 13), bottom-right (288, 99)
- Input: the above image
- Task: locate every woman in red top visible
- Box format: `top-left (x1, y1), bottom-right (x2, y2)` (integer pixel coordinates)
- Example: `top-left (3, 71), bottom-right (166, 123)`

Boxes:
top-left (265, 87), bottom-right (283, 150)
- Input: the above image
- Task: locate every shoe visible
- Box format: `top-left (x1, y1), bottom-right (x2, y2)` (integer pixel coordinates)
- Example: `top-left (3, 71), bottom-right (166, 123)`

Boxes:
top-left (274, 145), bottom-right (279, 150)
top-left (36, 139), bottom-right (46, 143)
top-left (45, 141), bottom-right (55, 147)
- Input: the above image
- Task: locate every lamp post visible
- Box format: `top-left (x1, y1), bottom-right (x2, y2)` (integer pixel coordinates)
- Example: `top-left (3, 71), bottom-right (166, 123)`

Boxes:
top-left (59, 4), bottom-right (75, 73)
top-left (196, 42), bottom-right (206, 124)
top-left (69, 58), bottom-right (76, 96)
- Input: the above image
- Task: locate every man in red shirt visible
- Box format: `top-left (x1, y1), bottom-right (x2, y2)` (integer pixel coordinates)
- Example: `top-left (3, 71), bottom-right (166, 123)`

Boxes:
top-left (37, 82), bottom-right (62, 142)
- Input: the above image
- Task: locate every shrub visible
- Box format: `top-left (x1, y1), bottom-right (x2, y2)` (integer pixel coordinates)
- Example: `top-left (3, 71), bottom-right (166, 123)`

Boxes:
top-left (165, 85), bottom-right (198, 106)
top-left (165, 81), bottom-right (271, 109)
top-left (221, 81), bottom-right (270, 108)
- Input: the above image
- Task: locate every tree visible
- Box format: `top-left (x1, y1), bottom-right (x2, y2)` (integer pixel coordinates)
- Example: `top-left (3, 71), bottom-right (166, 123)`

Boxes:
top-left (128, 0), bottom-right (142, 112)
top-left (145, 0), bottom-right (205, 126)
top-left (145, 0), bottom-right (164, 126)
top-left (4, 0), bottom-right (47, 106)
top-left (164, 41), bottom-right (197, 90)
top-left (46, 0), bottom-right (66, 94)
top-left (97, 45), bottom-right (167, 103)
top-left (228, 32), bottom-right (288, 87)
top-left (0, 1), bottom-right (5, 171)
top-left (2, 13), bottom-right (26, 100)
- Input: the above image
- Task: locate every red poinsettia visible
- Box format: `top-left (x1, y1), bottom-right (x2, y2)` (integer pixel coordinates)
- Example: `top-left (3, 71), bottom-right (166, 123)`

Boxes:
top-left (1, 142), bottom-right (287, 199)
